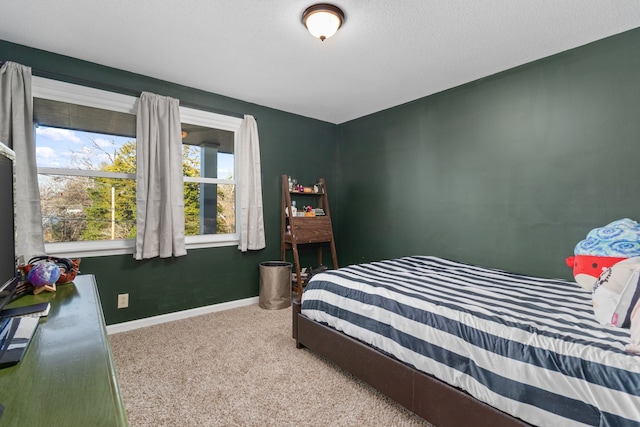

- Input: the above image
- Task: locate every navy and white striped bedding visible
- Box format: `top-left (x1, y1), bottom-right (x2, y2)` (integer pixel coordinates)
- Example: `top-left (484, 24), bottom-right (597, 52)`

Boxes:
top-left (300, 256), bottom-right (640, 427)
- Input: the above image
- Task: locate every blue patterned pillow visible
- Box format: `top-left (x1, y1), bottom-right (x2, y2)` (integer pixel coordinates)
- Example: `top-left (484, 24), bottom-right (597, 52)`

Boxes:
top-left (575, 218), bottom-right (640, 257)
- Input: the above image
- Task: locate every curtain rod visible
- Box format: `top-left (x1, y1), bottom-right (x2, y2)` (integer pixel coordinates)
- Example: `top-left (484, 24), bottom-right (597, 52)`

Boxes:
top-left (1, 61), bottom-right (249, 120)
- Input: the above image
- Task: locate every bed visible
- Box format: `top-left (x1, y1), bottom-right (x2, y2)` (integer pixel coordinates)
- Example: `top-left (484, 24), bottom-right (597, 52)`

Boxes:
top-left (292, 256), bottom-right (640, 427)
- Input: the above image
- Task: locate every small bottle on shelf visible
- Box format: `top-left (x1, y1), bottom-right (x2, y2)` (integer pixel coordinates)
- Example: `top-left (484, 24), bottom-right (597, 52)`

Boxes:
top-left (286, 200), bottom-right (298, 217)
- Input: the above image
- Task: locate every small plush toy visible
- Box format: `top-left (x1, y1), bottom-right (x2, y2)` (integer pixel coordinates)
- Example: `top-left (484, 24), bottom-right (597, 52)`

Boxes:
top-left (567, 218), bottom-right (640, 291)
top-left (565, 254), bottom-right (627, 291)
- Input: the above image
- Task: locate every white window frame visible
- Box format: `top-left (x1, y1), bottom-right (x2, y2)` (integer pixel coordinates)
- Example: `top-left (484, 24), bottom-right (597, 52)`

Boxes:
top-left (32, 77), bottom-right (242, 258)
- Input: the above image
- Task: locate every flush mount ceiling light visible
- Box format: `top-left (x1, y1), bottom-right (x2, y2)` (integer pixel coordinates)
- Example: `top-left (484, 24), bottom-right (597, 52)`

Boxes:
top-left (302, 4), bottom-right (345, 41)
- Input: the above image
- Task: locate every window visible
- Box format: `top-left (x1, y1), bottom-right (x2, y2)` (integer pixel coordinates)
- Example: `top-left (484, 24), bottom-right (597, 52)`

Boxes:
top-left (32, 77), bottom-right (242, 257)
top-left (178, 108), bottom-right (239, 246)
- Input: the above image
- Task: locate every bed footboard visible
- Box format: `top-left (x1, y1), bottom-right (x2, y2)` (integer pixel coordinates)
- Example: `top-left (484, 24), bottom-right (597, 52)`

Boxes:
top-left (292, 300), bottom-right (531, 427)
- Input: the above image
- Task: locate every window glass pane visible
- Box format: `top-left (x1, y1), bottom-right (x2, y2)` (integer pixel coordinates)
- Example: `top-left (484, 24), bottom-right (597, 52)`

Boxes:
top-left (184, 183), bottom-right (235, 236)
top-left (217, 184), bottom-right (236, 234)
top-left (34, 98), bottom-right (136, 139)
top-left (219, 152), bottom-right (234, 180)
top-left (39, 175), bottom-right (136, 242)
top-left (181, 123), bottom-right (234, 179)
top-left (36, 125), bottom-right (136, 173)
top-left (181, 121), bottom-right (235, 237)
top-left (35, 122), bottom-right (137, 244)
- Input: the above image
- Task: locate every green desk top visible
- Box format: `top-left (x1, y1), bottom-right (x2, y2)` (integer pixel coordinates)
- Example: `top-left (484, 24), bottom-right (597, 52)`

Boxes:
top-left (0, 275), bottom-right (128, 427)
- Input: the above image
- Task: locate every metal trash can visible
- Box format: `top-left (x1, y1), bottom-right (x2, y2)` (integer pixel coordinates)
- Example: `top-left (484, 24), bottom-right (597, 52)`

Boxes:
top-left (259, 261), bottom-right (292, 310)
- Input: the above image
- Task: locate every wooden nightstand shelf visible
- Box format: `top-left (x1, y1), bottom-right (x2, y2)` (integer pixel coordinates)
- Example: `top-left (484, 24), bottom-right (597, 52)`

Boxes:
top-left (280, 175), bottom-right (338, 299)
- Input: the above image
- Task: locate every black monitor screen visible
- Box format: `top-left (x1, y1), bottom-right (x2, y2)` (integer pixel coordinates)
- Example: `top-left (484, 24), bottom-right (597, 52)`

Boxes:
top-left (0, 144), bottom-right (16, 308)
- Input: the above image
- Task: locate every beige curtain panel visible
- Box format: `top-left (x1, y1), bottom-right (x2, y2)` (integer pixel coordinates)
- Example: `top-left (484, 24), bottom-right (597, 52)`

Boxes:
top-left (0, 61), bottom-right (45, 261)
top-left (134, 92), bottom-right (186, 260)
top-left (238, 114), bottom-right (265, 252)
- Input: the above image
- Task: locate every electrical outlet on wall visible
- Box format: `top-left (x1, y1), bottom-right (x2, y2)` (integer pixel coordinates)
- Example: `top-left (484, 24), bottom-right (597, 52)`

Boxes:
top-left (117, 293), bottom-right (129, 309)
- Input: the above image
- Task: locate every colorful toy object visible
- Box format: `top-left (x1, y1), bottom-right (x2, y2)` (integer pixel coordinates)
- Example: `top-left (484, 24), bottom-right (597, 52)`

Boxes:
top-left (565, 254), bottom-right (627, 291)
top-left (21, 256), bottom-right (80, 284)
top-left (27, 262), bottom-right (61, 288)
top-left (567, 218), bottom-right (640, 291)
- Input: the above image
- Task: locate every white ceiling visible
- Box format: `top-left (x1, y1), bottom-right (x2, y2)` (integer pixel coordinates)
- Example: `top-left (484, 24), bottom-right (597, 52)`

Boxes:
top-left (1, 1), bottom-right (639, 124)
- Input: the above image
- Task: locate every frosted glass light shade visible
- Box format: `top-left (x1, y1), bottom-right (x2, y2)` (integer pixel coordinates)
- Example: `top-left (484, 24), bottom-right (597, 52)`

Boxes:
top-left (302, 4), bottom-right (344, 41)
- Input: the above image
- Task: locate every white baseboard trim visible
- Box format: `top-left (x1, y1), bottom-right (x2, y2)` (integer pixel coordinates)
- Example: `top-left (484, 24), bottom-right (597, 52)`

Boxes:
top-left (106, 296), bottom-right (260, 335)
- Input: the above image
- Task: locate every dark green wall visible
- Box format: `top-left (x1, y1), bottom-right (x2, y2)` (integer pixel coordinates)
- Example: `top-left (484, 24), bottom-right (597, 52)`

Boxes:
top-left (3, 26), bottom-right (640, 321)
top-left (335, 28), bottom-right (640, 280)
top-left (0, 40), bottom-right (337, 324)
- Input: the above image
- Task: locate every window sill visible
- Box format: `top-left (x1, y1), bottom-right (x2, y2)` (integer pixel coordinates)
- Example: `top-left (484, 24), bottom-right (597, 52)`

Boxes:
top-left (44, 236), bottom-right (239, 258)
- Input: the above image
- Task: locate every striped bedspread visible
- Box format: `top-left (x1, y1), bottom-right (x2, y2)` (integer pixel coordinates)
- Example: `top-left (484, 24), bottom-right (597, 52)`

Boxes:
top-left (300, 256), bottom-right (640, 427)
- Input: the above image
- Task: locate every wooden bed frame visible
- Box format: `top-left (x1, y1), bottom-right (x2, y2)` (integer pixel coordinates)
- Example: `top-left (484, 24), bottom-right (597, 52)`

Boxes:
top-left (292, 300), bottom-right (533, 427)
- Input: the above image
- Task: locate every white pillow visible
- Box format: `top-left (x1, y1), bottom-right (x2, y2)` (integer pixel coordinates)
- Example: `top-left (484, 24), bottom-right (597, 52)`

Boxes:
top-left (625, 299), bottom-right (640, 354)
top-left (592, 257), bottom-right (640, 327)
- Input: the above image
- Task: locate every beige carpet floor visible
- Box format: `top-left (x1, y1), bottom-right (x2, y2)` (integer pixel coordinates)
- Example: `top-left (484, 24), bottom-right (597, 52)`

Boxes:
top-left (109, 303), bottom-right (434, 427)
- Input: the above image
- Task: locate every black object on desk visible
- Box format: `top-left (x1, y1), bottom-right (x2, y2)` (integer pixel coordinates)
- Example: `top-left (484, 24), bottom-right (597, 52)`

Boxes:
top-left (0, 303), bottom-right (49, 369)
top-left (0, 316), bottom-right (39, 368)
top-left (0, 302), bottom-right (50, 318)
